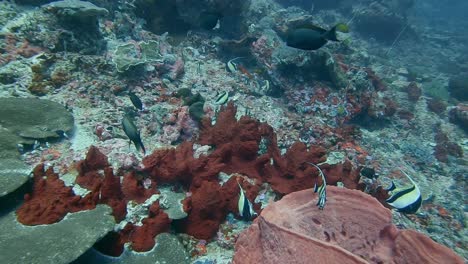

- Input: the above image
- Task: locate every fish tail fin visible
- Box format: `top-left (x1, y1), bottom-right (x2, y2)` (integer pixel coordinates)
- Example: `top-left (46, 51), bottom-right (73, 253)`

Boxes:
top-left (399, 169), bottom-right (417, 186)
top-left (133, 140), bottom-right (146, 155)
top-left (325, 23), bottom-right (349, 41)
top-left (384, 181), bottom-right (396, 191)
top-left (140, 142), bottom-right (146, 155)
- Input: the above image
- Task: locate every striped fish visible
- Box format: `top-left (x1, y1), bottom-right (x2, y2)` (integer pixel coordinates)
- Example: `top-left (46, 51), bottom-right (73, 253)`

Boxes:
top-left (385, 170), bottom-right (422, 214)
top-left (308, 162), bottom-right (327, 210)
top-left (238, 182), bottom-right (256, 221)
top-left (226, 57), bottom-right (243, 73)
top-left (215, 91), bottom-right (229, 105)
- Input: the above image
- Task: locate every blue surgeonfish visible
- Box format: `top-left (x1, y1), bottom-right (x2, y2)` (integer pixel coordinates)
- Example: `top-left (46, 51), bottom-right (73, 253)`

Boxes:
top-left (307, 162), bottom-right (327, 210)
top-left (385, 170), bottom-right (422, 214)
top-left (237, 182), bottom-right (257, 221)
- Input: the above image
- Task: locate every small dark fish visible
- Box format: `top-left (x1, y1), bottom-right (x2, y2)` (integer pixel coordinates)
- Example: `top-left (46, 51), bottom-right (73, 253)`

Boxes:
top-left (287, 23), bottom-right (349, 50)
top-left (199, 11), bottom-right (221, 30)
top-left (188, 101), bottom-right (205, 122)
top-left (385, 170), bottom-right (422, 214)
top-left (360, 167), bottom-right (376, 179)
top-left (122, 114), bottom-right (146, 155)
top-left (237, 182), bottom-right (256, 221)
top-left (308, 162), bottom-right (327, 209)
top-left (214, 91), bottom-right (229, 105)
top-left (129, 92), bottom-right (143, 110)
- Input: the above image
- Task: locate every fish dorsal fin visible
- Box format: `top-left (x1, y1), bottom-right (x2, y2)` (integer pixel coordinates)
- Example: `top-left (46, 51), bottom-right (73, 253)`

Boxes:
top-left (384, 181), bottom-right (396, 191)
top-left (296, 24), bottom-right (327, 33)
top-left (237, 182), bottom-right (243, 192)
top-left (399, 169), bottom-right (417, 186)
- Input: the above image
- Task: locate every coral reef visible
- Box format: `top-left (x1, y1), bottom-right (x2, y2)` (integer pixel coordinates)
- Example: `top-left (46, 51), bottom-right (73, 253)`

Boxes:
top-left (112, 40), bottom-right (163, 73)
top-left (0, 97), bottom-right (74, 139)
top-left (0, 205), bottom-right (115, 264)
top-left (1, 0), bottom-right (467, 262)
top-left (233, 187), bottom-right (464, 263)
top-left (0, 34), bottom-right (43, 66)
top-left (42, 0), bottom-right (109, 28)
top-left (0, 98), bottom-right (73, 199)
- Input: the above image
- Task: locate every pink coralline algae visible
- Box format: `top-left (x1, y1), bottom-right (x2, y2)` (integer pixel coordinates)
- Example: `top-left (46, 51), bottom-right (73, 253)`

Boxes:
top-left (233, 186), bottom-right (464, 264)
top-left (160, 106), bottom-right (199, 144)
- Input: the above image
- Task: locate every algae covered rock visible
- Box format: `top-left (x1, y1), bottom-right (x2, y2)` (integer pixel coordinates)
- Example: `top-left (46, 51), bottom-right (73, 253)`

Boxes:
top-left (0, 128), bottom-right (31, 198)
top-left (75, 233), bottom-right (190, 264)
top-left (0, 158), bottom-right (31, 198)
top-left (112, 40), bottom-right (163, 73)
top-left (0, 205), bottom-right (115, 264)
top-left (122, 233), bottom-right (190, 264)
top-left (0, 97), bottom-right (73, 197)
top-left (0, 97), bottom-right (74, 140)
top-left (42, 0), bottom-right (109, 20)
top-left (159, 187), bottom-right (188, 220)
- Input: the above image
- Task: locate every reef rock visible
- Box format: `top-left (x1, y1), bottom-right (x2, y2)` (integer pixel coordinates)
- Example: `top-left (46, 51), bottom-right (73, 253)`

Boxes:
top-left (0, 97), bottom-right (72, 198)
top-left (233, 186), bottom-right (463, 264)
top-left (75, 233), bottom-right (190, 264)
top-left (0, 97), bottom-right (74, 140)
top-left (0, 205), bottom-right (115, 264)
top-left (42, 0), bottom-right (109, 20)
top-left (0, 158), bottom-right (31, 198)
top-left (449, 104), bottom-right (468, 133)
top-left (353, 1), bottom-right (409, 43)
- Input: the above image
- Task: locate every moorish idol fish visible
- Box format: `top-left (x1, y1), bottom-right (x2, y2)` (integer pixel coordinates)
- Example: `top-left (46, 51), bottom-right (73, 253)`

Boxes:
top-left (307, 162), bottom-right (327, 210)
top-left (237, 182), bottom-right (257, 221)
top-left (214, 90), bottom-right (229, 105)
top-left (226, 57), bottom-right (244, 73)
top-left (385, 170), bottom-right (422, 214)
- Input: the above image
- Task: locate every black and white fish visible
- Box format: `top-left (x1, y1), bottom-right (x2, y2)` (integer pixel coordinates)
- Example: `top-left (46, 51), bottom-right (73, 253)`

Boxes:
top-left (385, 170), bottom-right (422, 214)
top-left (214, 90), bottom-right (229, 105)
top-left (238, 182), bottom-right (257, 221)
top-left (308, 162), bottom-right (327, 210)
top-left (226, 57), bottom-right (243, 73)
top-left (122, 114), bottom-right (146, 155)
